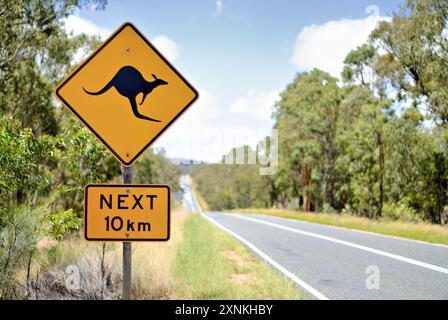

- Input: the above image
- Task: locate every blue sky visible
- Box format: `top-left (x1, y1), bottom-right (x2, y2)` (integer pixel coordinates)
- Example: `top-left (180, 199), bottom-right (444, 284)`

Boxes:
top-left (65, 0), bottom-right (403, 162)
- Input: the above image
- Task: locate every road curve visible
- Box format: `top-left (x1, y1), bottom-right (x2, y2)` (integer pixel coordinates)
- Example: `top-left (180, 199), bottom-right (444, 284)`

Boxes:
top-left (180, 176), bottom-right (448, 300)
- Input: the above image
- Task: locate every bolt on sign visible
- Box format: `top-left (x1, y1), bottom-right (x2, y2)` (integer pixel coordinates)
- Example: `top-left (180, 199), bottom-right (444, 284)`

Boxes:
top-left (85, 185), bottom-right (170, 241)
top-left (54, 22), bottom-right (198, 167)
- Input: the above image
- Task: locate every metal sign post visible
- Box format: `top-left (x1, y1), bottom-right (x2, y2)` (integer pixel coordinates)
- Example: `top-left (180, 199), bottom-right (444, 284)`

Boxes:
top-left (121, 165), bottom-right (134, 300)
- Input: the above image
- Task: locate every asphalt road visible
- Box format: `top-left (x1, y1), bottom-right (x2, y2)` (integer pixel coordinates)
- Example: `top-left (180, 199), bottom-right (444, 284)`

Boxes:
top-left (180, 176), bottom-right (448, 300)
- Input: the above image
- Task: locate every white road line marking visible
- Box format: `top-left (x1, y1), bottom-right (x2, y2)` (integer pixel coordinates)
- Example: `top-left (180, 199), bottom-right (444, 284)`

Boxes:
top-left (240, 212), bottom-right (448, 249)
top-left (186, 181), bottom-right (327, 299)
top-left (201, 213), bottom-right (329, 300)
top-left (186, 183), bottom-right (328, 299)
top-left (232, 214), bottom-right (448, 275)
top-left (189, 187), bottom-right (202, 214)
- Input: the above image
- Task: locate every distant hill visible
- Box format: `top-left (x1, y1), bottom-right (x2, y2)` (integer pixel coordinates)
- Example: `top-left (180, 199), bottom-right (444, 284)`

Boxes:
top-left (169, 158), bottom-right (207, 172)
top-left (168, 157), bottom-right (206, 165)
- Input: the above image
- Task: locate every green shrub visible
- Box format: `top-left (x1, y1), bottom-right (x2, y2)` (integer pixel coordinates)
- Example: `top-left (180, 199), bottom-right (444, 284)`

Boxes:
top-left (382, 201), bottom-right (421, 223)
top-left (45, 209), bottom-right (82, 240)
top-left (322, 203), bottom-right (337, 214)
top-left (0, 205), bottom-right (42, 299)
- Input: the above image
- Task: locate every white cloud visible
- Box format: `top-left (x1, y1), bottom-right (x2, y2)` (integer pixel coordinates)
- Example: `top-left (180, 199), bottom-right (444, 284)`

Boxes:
top-left (64, 16), bottom-right (180, 62)
top-left (291, 10), bottom-right (390, 78)
top-left (176, 88), bottom-right (218, 123)
top-left (154, 88), bottom-right (220, 161)
top-left (155, 88), bottom-right (277, 163)
top-left (64, 15), bottom-right (111, 63)
top-left (64, 15), bottom-right (111, 40)
top-left (215, 0), bottom-right (223, 16)
top-left (152, 35), bottom-right (180, 61)
top-left (230, 89), bottom-right (279, 120)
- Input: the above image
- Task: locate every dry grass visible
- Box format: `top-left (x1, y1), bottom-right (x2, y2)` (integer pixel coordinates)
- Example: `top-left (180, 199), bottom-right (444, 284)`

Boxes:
top-left (26, 208), bottom-right (189, 300)
top-left (221, 249), bottom-right (253, 267)
top-left (27, 240), bottom-right (121, 300)
top-left (229, 208), bottom-right (448, 245)
top-left (121, 208), bottom-right (189, 299)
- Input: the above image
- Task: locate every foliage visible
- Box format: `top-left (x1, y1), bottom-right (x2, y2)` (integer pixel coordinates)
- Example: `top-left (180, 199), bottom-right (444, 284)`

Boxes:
top-left (274, 69), bottom-right (344, 212)
top-left (45, 209), bottom-right (82, 240)
top-left (192, 1), bottom-right (448, 224)
top-left (0, 0), bottom-right (106, 135)
top-left (134, 149), bottom-right (182, 191)
top-left (190, 146), bottom-right (270, 211)
top-left (370, 0), bottom-right (448, 121)
top-left (382, 201), bottom-right (420, 223)
top-left (0, 0), bottom-right (117, 299)
top-left (0, 205), bottom-right (43, 299)
top-left (52, 121), bottom-right (119, 213)
top-left (0, 117), bottom-right (55, 208)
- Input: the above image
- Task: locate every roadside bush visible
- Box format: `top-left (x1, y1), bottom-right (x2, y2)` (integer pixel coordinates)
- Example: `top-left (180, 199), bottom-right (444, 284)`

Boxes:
top-left (382, 201), bottom-right (421, 223)
top-left (0, 205), bottom-right (42, 299)
top-left (322, 204), bottom-right (337, 214)
top-left (45, 209), bottom-right (82, 240)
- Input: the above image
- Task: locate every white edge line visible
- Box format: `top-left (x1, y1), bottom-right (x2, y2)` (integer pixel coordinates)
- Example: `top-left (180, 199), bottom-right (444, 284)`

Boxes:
top-left (201, 212), bottom-right (329, 300)
top-left (187, 179), bottom-right (328, 299)
top-left (232, 214), bottom-right (448, 275)
top-left (232, 211), bottom-right (448, 249)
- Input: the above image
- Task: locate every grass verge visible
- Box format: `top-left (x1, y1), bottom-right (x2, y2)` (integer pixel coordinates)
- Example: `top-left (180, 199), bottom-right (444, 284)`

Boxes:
top-left (229, 208), bottom-right (448, 246)
top-left (194, 189), bottom-right (209, 212)
top-left (30, 208), bottom-right (304, 299)
top-left (121, 208), bottom-right (189, 299)
top-left (173, 214), bottom-right (304, 299)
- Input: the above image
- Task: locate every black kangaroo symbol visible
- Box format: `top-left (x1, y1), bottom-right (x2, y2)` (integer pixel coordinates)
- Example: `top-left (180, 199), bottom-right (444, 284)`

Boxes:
top-left (83, 66), bottom-right (168, 122)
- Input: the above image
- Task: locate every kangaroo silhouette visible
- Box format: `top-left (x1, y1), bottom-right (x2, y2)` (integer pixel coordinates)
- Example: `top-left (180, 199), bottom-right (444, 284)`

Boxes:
top-left (83, 66), bottom-right (168, 122)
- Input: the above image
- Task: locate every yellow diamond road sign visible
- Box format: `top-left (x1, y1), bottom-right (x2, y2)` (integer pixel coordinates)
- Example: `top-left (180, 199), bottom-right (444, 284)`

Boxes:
top-left (54, 22), bottom-right (198, 166)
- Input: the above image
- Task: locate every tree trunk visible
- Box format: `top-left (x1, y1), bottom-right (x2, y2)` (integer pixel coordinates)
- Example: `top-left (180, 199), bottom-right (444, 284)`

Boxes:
top-left (302, 164), bottom-right (312, 212)
top-left (16, 189), bottom-right (24, 204)
top-left (376, 130), bottom-right (384, 217)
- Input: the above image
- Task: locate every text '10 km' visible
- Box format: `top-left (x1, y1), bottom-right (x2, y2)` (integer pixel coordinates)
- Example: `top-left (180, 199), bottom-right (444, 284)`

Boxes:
top-left (85, 185), bottom-right (170, 241)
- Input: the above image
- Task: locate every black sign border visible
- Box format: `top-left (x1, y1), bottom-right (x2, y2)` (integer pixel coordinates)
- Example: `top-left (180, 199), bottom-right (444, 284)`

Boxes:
top-left (55, 22), bottom-right (199, 167)
top-left (84, 184), bottom-right (171, 241)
